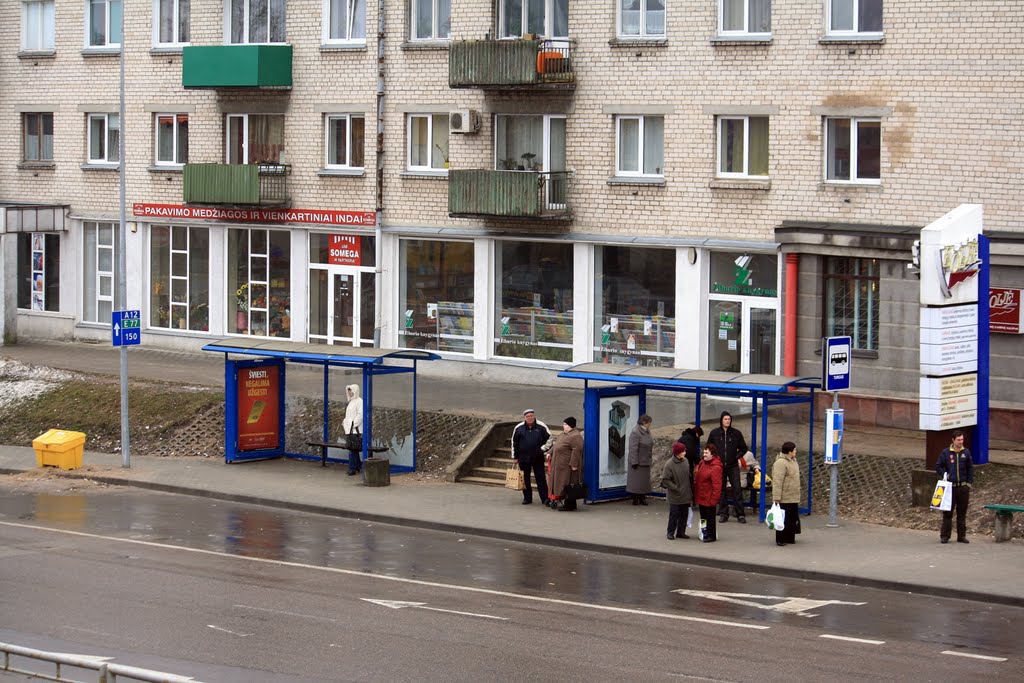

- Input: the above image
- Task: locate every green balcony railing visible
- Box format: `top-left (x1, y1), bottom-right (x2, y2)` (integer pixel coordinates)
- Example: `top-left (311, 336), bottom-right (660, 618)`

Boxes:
top-left (449, 39), bottom-right (575, 89)
top-left (448, 170), bottom-right (572, 220)
top-left (182, 44), bottom-right (292, 88)
top-left (183, 164), bottom-right (290, 206)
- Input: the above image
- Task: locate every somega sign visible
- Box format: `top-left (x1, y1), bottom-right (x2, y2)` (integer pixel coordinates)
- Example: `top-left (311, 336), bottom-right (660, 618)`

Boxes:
top-left (328, 235), bottom-right (362, 266)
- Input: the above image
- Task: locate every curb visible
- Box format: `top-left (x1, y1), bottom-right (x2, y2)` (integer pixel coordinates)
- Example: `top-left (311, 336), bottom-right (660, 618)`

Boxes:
top-left (3, 466), bottom-right (1019, 609)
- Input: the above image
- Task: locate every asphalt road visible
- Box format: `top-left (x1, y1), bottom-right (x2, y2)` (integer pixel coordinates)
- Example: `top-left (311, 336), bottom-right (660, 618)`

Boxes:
top-left (0, 488), bottom-right (1020, 682)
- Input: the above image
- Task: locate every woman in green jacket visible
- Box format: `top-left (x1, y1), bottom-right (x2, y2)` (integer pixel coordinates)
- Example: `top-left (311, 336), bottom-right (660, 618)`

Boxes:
top-left (771, 441), bottom-right (801, 546)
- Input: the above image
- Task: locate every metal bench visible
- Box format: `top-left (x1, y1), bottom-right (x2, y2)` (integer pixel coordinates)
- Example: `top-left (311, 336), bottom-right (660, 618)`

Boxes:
top-left (984, 504), bottom-right (1024, 542)
top-left (306, 441), bottom-right (388, 467)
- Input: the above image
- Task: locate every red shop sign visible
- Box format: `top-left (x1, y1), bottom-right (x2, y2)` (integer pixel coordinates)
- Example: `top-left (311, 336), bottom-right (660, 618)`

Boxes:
top-left (133, 203), bottom-right (375, 226)
top-left (237, 365), bottom-right (281, 451)
top-left (328, 234), bottom-right (362, 266)
top-left (990, 287), bottom-right (1023, 334)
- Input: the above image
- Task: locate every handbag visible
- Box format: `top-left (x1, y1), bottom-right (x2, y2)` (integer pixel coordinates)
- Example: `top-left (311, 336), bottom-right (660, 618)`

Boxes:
top-left (931, 474), bottom-right (953, 512)
top-left (345, 428), bottom-right (362, 453)
top-left (505, 464), bottom-right (525, 491)
top-left (561, 482), bottom-right (587, 501)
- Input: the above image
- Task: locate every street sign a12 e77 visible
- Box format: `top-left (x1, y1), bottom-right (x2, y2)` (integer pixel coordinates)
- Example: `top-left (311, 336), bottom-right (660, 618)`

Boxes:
top-left (822, 336), bottom-right (851, 391)
top-left (112, 309), bottom-right (141, 347)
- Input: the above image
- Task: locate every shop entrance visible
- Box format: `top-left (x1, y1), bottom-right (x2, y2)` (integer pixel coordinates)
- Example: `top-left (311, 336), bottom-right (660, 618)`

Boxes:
top-left (707, 298), bottom-right (778, 374)
top-left (308, 266), bottom-right (376, 346)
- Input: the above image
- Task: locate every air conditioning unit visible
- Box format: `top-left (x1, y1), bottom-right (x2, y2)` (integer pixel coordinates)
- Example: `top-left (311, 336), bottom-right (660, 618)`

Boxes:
top-left (449, 109), bottom-right (480, 134)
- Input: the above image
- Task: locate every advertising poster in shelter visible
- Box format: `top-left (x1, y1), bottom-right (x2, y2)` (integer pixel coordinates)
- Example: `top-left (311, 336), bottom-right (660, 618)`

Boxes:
top-left (237, 365), bottom-right (281, 451)
top-left (598, 394), bottom-right (639, 490)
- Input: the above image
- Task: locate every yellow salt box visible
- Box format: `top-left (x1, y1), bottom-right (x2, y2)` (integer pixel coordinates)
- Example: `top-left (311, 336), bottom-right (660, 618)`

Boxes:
top-left (32, 429), bottom-right (86, 470)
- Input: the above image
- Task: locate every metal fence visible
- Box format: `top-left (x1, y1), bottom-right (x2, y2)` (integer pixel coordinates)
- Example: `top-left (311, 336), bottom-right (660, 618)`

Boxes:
top-left (0, 641), bottom-right (200, 683)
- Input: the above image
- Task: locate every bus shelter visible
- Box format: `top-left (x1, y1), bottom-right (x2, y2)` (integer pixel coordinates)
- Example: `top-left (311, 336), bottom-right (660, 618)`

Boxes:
top-left (557, 364), bottom-right (821, 520)
top-left (202, 338), bottom-right (438, 472)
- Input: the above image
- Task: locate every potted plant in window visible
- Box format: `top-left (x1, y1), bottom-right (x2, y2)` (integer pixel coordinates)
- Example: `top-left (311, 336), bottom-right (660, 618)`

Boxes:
top-left (235, 283), bottom-right (249, 332)
top-left (520, 152), bottom-right (538, 171)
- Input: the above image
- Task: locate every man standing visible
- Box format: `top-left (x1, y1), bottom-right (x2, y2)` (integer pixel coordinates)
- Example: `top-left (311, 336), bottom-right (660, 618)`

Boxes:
top-left (708, 411), bottom-right (749, 523)
top-left (677, 424), bottom-right (703, 475)
top-left (936, 430), bottom-right (974, 544)
top-left (511, 409), bottom-right (550, 505)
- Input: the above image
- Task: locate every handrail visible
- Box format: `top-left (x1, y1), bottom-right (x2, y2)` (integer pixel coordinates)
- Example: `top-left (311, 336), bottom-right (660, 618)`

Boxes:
top-left (0, 641), bottom-right (200, 683)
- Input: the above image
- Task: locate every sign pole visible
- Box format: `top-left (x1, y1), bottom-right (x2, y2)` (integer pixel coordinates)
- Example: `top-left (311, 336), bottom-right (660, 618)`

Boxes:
top-left (118, 10), bottom-right (130, 468)
top-left (822, 336), bottom-right (851, 528)
top-left (827, 392), bottom-right (840, 528)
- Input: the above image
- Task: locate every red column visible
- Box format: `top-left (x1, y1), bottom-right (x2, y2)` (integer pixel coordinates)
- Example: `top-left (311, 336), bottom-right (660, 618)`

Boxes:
top-left (784, 253), bottom-right (799, 377)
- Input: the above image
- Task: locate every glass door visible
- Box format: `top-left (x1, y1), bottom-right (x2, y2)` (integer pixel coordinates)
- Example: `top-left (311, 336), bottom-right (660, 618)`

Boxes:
top-left (749, 307), bottom-right (777, 375)
top-left (707, 299), bottom-right (778, 374)
top-left (708, 299), bottom-right (742, 373)
top-left (308, 266), bottom-right (374, 346)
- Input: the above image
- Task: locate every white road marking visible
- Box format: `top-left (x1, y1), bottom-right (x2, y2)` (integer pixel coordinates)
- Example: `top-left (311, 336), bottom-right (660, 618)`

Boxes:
top-left (672, 589), bottom-right (865, 617)
top-left (361, 598), bottom-right (507, 621)
top-left (1, 520), bottom-right (766, 631)
top-left (234, 604), bottom-right (337, 623)
top-left (819, 634), bottom-right (885, 645)
top-left (206, 625), bottom-right (253, 637)
top-left (941, 650), bottom-right (1007, 662)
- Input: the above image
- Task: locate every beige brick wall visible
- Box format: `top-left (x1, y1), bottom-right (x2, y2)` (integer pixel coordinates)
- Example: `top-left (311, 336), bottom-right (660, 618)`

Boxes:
top-left (1, 1), bottom-right (1022, 238)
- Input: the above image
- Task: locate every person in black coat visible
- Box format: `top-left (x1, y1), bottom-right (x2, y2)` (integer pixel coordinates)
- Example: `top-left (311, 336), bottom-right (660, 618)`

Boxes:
top-left (677, 424), bottom-right (703, 475)
top-left (511, 408), bottom-right (551, 506)
top-left (707, 411), bottom-right (749, 523)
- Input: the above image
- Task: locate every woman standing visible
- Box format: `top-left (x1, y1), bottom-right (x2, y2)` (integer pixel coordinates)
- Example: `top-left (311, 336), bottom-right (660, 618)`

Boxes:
top-left (771, 441), bottom-right (801, 546)
top-left (626, 415), bottom-right (654, 505)
top-left (342, 384), bottom-right (363, 476)
top-left (694, 444), bottom-right (724, 542)
top-left (548, 417), bottom-right (584, 511)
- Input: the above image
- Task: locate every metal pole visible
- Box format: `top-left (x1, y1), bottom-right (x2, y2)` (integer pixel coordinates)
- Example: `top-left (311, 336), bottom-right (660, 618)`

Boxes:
top-left (827, 392), bottom-right (839, 527)
top-left (372, 0), bottom-right (386, 347)
top-left (118, 10), bottom-right (130, 468)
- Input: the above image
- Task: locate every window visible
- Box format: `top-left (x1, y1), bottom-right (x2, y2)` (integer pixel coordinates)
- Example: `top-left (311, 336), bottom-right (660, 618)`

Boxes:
top-left (229, 228), bottom-right (291, 337)
top-left (824, 257), bottom-right (879, 351)
top-left (325, 114), bottom-right (365, 168)
top-left (825, 117), bottom-right (880, 183)
top-left (827, 0), bottom-right (882, 35)
top-left (22, 1), bottom-right (55, 51)
top-left (227, 114), bottom-right (284, 164)
top-left (150, 226), bottom-right (209, 331)
top-left (717, 116), bottom-right (769, 178)
top-left (23, 113), bottom-right (54, 162)
top-left (615, 115), bottom-right (663, 177)
top-left (87, 113), bottom-right (120, 164)
top-left (407, 114), bottom-right (448, 171)
top-left (720, 0), bottom-right (771, 35)
top-left (619, 0), bottom-right (665, 38)
top-left (324, 0), bottom-right (365, 43)
top-left (156, 114), bottom-right (189, 165)
top-left (411, 0), bottom-right (450, 40)
top-left (499, 0), bottom-right (568, 39)
top-left (155, 0), bottom-right (190, 45)
top-left (495, 241), bottom-right (573, 362)
top-left (83, 221), bottom-right (120, 324)
top-left (399, 239), bottom-right (474, 353)
top-left (88, 0), bottom-right (122, 47)
top-left (495, 114), bottom-right (568, 207)
top-left (230, 0), bottom-right (286, 44)
top-left (17, 233), bottom-right (60, 312)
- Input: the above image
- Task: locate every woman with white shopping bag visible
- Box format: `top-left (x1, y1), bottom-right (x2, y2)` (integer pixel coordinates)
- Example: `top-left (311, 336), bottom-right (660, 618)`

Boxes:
top-left (771, 441), bottom-right (801, 547)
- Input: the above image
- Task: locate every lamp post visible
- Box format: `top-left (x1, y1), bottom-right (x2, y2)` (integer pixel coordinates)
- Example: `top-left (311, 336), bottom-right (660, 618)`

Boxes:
top-left (118, 6), bottom-right (130, 468)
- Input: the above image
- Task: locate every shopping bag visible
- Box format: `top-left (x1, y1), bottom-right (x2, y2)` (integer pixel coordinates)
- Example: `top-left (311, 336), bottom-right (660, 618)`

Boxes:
top-left (699, 516), bottom-right (708, 541)
top-left (930, 474), bottom-right (952, 511)
top-left (505, 464), bottom-right (525, 491)
top-left (766, 503), bottom-right (785, 531)
top-left (686, 507), bottom-right (694, 529)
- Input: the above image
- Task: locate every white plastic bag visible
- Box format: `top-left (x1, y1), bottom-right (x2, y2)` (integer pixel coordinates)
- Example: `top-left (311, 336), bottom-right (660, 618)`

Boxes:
top-left (686, 507), bottom-right (694, 529)
top-left (931, 473), bottom-right (952, 511)
top-left (766, 502), bottom-right (786, 531)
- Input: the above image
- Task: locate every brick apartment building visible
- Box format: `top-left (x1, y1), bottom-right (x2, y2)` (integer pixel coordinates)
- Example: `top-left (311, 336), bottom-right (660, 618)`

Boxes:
top-left (0, 1), bottom-right (1021, 434)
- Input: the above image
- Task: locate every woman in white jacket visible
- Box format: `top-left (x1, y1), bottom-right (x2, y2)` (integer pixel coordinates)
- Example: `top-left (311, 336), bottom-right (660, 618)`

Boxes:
top-left (342, 383), bottom-right (363, 475)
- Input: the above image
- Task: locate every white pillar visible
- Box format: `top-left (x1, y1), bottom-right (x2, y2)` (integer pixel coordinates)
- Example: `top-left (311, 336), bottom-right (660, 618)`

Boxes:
top-left (473, 237), bottom-right (493, 360)
top-left (677, 246), bottom-right (706, 369)
top-left (572, 241), bottom-right (594, 365)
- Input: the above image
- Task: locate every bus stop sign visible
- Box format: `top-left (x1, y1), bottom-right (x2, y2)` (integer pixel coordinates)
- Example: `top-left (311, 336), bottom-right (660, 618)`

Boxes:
top-left (822, 336), bottom-right (851, 392)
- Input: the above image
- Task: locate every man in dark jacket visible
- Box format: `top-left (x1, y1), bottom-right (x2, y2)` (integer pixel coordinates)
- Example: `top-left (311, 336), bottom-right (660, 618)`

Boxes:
top-left (677, 424), bottom-right (703, 475)
top-left (708, 411), bottom-right (749, 523)
top-left (511, 409), bottom-right (550, 505)
top-left (936, 430), bottom-right (974, 544)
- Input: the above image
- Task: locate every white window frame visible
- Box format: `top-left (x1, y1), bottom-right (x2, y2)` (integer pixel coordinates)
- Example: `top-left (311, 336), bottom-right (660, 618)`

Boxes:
top-left (498, 0), bottom-right (569, 40)
top-left (617, 0), bottom-right (666, 39)
top-left (227, 0), bottom-right (287, 45)
top-left (322, 0), bottom-right (366, 45)
top-left (411, 0), bottom-right (451, 41)
top-left (406, 114), bottom-right (448, 173)
top-left (826, 0), bottom-right (883, 37)
top-left (325, 114), bottom-right (365, 169)
top-left (824, 116), bottom-right (881, 185)
top-left (615, 115), bottom-right (664, 178)
top-left (87, 113), bottom-right (120, 165)
top-left (153, 0), bottom-right (190, 47)
top-left (83, 221), bottom-right (118, 324)
top-left (86, 0), bottom-right (122, 49)
top-left (716, 115), bottom-right (769, 179)
top-left (22, 0), bottom-right (55, 51)
top-left (718, 0), bottom-right (771, 37)
top-left (155, 113), bottom-right (189, 166)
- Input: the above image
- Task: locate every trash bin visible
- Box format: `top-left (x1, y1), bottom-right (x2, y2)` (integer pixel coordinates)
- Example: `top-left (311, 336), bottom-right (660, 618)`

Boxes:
top-left (363, 457), bottom-right (390, 487)
top-left (32, 429), bottom-right (86, 470)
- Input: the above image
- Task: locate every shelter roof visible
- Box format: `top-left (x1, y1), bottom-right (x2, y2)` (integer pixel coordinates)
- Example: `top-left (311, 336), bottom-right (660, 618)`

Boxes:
top-left (558, 363), bottom-right (820, 394)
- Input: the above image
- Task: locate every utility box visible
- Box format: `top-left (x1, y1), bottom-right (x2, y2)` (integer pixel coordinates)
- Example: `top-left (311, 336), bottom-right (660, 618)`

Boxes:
top-left (32, 429), bottom-right (86, 470)
top-left (363, 457), bottom-right (391, 487)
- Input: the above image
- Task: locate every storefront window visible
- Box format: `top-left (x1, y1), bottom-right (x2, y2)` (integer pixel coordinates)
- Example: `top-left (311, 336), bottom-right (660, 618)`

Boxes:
top-left (709, 252), bottom-right (778, 297)
top-left (150, 226), bottom-right (209, 331)
top-left (399, 239), bottom-right (474, 353)
top-left (594, 246), bottom-right (675, 366)
top-left (17, 233), bottom-right (60, 312)
top-left (83, 221), bottom-right (120, 324)
top-left (228, 228), bottom-right (290, 337)
top-left (494, 241), bottom-right (573, 362)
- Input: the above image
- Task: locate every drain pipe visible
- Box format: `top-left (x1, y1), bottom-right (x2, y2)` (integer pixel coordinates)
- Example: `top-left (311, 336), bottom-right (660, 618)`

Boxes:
top-left (784, 253), bottom-right (799, 376)
top-left (373, 0), bottom-right (386, 347)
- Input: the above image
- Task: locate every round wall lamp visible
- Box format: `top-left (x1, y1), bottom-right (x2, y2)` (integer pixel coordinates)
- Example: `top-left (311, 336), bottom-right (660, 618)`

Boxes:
top-left (687, 247), bottom-right (698, 265)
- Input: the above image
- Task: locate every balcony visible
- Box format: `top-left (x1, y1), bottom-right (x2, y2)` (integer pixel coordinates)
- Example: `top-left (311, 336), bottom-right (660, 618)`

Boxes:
top-left (448, 170), bottom-right (572, 220)
top-left (449, 39), bottom-right (575, 91)
top-left (183, 164), bottom-right (290, 206)
top-left (182, 45), bottom-right (292, 89)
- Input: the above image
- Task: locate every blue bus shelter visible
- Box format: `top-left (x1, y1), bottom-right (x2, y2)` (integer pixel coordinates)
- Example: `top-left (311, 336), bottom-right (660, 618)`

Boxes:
top-left (557, 363), bottom-right (821, 520)
top-left (202, 338), bottom-right (438, 472)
